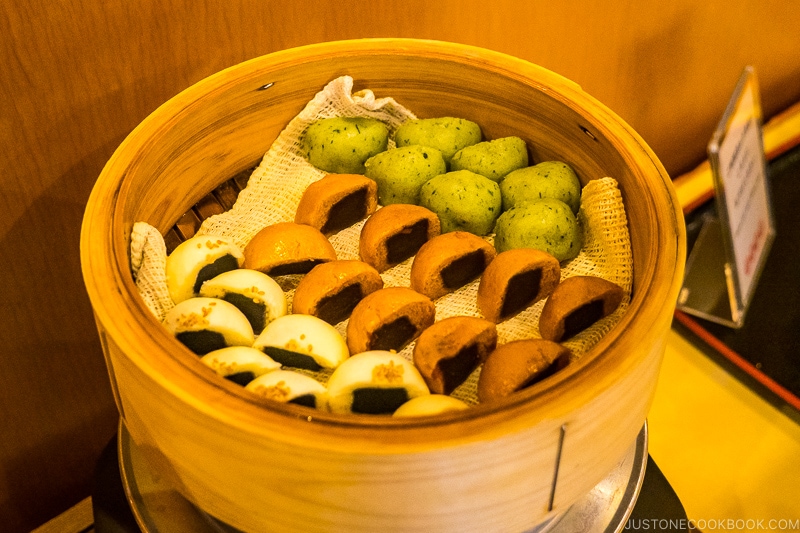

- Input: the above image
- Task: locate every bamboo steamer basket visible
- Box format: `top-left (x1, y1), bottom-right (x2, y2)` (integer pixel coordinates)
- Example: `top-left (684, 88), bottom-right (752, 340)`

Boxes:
top-left (81, 39), bottom-right (685, 532)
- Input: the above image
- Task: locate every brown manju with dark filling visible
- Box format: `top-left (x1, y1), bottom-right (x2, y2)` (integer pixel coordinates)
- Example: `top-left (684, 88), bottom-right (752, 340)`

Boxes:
top-left (243, 222), bottom-right (337, 276)
top-left (477, 339), bottom-right (571, 403)
top-left (477, 248), bottom-right (561, 323)
top-left (538, 275), bottom-right (624, 342)
top-left (292, 260), bottom-right (384, 325)
top-left (294, 173), bottom-right (379, 236)
top-left (410, 231), bottom-right (496, 300)
top-left (358, 204), bottom-right (441, 272)
top-left (345, 287), bottom-right (436, 354)
top-left (413, 316), bottom-right (498, 395)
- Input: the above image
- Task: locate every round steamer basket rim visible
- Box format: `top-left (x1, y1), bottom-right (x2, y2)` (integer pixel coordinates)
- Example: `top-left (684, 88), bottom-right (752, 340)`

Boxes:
top-left (82, 38), bottom-right (685, 450)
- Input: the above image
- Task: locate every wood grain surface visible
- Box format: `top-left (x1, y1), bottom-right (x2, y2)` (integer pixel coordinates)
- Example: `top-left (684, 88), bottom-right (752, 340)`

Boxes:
top-left (1, 1), bottom-right (799, 531)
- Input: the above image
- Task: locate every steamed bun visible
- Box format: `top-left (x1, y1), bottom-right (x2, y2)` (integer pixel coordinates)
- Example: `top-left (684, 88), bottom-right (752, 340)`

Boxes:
top-left (449, 136), bottom-right (529, 182)
top-left (303, 117), bottom-right (389, 174)
top-left (501, 161), bottom-right (582, 213)
top-left (364, 145), bottom-right (447, 205)
top-left (394, 117), bottom-right (482, 165)
top-left (493, 198), bottom-right (582, 261)
top-left (419, 170), bottom-right (502, 235)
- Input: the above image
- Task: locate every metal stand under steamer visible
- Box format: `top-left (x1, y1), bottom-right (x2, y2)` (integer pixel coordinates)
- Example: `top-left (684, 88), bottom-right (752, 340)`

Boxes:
top-left (92, 421), bottom-right (668, 533)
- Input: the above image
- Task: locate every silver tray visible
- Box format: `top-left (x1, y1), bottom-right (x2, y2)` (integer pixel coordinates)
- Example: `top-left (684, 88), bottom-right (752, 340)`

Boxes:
top-left (118, 421), bottom-right (647, 533)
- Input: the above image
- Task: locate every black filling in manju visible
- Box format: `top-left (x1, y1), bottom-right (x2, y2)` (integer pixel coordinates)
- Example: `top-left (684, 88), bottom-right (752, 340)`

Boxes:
top-left (500, 268), bottom-right (543, 319)
top-left (193, 254), bottom-right (240, 294)
top-left (260, 346), bottom-right (322, 371)
top-left (321, 188), bottom-right (369, 235)
top-left (370, 316), bottom-right (417, 351)
top-left (176, 330), bottom-right (227, 356)
top-left (268, 259), bottom-right (326, 276)
top-left (517, 351), bottom-right (570, 391)
top-left (440, 250), bottom-right (487, 289)
top-left (351, 387), bottom-right (409, 414)
top-left (562, 299), bottom-right (605, 340)
top-left (315, 283), bottom-right (364, 325)
top-left (437, 343), bottom-right (480, 395)
top-left (289, 394), bottom-right (317, 408)
top-left (222, 292), bottom-right (267, 334)
top-left (385, 219), bottom-right (429, 265)
top-left (224, 371), bottom-right (257, 386)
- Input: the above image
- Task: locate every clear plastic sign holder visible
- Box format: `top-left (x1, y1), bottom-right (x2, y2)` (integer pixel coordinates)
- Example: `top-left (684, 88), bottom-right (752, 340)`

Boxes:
top-left (677, 66), bottom-right (776, 328)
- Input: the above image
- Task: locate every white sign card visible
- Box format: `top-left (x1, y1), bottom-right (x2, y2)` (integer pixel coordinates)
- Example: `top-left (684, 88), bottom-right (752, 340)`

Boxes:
top-left (677, 66), bottom-right (775, 328)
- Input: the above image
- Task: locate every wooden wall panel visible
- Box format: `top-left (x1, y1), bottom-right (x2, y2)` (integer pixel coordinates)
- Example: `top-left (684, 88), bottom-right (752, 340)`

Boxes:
top-left (1, 1), bottom-right (798, 530)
